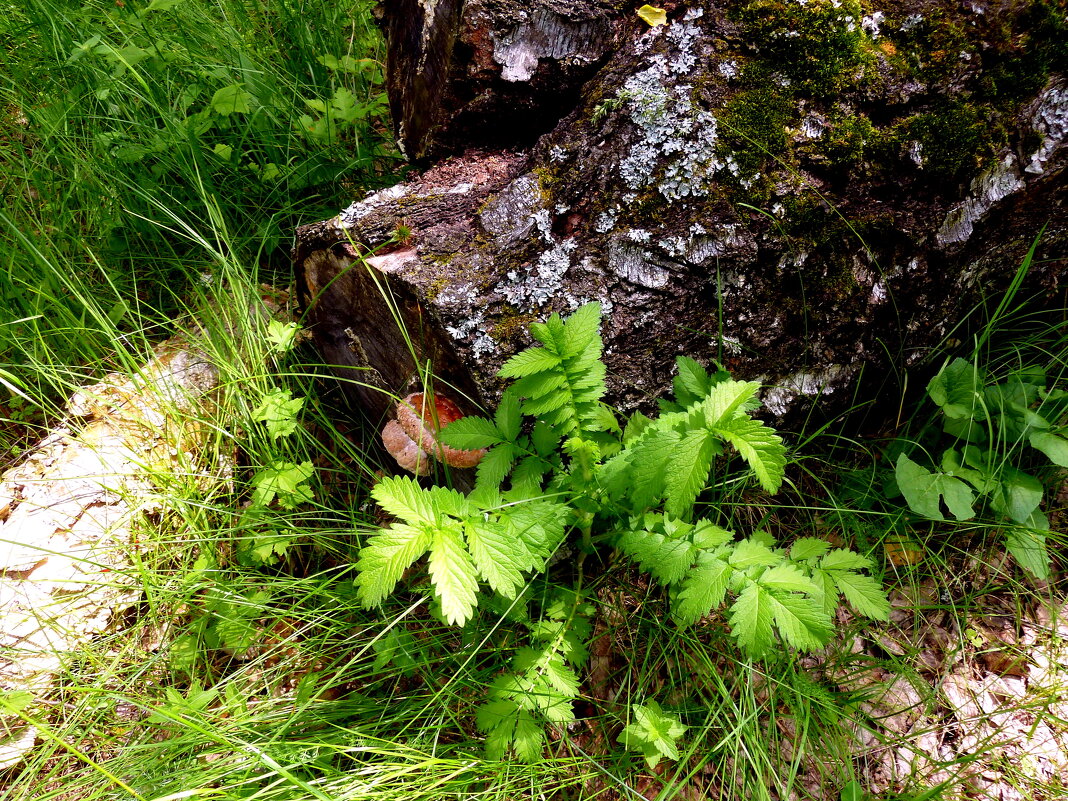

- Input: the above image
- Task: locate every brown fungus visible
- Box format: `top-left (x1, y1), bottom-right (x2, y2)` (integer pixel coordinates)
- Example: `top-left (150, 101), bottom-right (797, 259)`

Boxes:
top-left (381, 392), bottom-right (487, 474)
top-left (381, 418), bottom-right (432, 475)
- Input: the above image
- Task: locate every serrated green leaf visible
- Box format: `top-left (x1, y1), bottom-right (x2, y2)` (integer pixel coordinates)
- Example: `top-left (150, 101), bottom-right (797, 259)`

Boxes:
top-left (427, 526), bottom-right (479, 626)
top-left (618, 701), bottom-right (685, 769)
top-left (728, 538), bottom-right (780, 569)
top-left (477, 699), bottom-right (519, 759)
top-left (465, 520), bottom-right (526, 598)
top-left (759, 564), bottom-right (820, 595)
top-left (790, 537), bottom-right (831, 562)
top-left (505, 500), bottom-right (567, 568)
top-left (495, 388), bottom-right (522, 440)
top-left (530, 419), bottom-right (561, 456)
top-left (703, 380), bottom-right (761, 427)
top-left (831, 571), bottom-right (890, 620)
top-left (628, 428), bottom-right (679, 509)
top-left (520, 387), bottom-right (569, 417)
top-left (674, 552), bottom-right (732, 624)
top-left (438, 416), bottom-right (501, 449)
top-left (356, 524), bottom-right (432, 608)
top-left (498, 347), bottom-right (563, 379)
top-left (714, 415), bottom-right (786, 493)
top-left (664, 429), bottom-right (717, 517)
top-left (266, 320), bottom-right (300, 353)
top-left (474, 443), bottom-right (516, 491)
top-left (513, 709), bottom-right (546, 761)
top-left (692, 521), bottom-right (734, 549)
top-left (767, 591), bottom-right (832, 651)
top-left (249, 461), bottom-right (314, 509)
top-left (371, 475), bottom-right (439, 526)
top-left (1030, 431), bottom-right (1068, 467)
top-left (509, 455), bottom-right (551, 495)
top-left (730, 582), bottom-right (775, 657)
top-left (542, 653), bottom-right (580, 697)
top-left (819, 548), bottom-right (872, 572)
top-left (428, 484), bottom-right (476, 519)
top-left (623, 410), bottom-right (654, 443)
top-left (616, 528), bottom-right (695, 584)
top-left (673, 356), bottom-right (712, 404)
top-left (561, 302), bottom-right (602, 358)
top-left (251, 388), bottom-right (304, 440)
top-left (895, 452), bottom-right (975, 520)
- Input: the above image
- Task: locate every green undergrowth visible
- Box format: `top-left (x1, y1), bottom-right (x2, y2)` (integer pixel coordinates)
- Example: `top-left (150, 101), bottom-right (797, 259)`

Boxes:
top-left (1, 3), bottom-right (1067, 800)
top-left (0, 0), bottom-right (399, 396)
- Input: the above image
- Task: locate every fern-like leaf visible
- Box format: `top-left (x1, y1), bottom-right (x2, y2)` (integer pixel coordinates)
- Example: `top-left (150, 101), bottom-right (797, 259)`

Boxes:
top-left (465, 519), bottom-right (527, 598)
top-left (438, 416), bottom-right (502, 450)
top-left (730, 582), bottom-right (776, 657)
top-left (713, 415), bottom-right (787, 493)
top-left (427, 525), bottom-right (479, 625)
top-left (664, 429), bottom-right (719, 517)
top-left (356, 524), bottom-right (433, 608)
top-left (498, 347), bottom-right (566, 378)
top-left (674, 550), bottom-right (732, 624)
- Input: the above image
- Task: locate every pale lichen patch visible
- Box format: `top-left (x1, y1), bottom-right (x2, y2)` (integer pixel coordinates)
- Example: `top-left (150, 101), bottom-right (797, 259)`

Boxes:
top-left (936, 154), bottom-right (1025, 248)
top-left (763, 364), bottom-right (856, 417)
top-left (1024, 84), bottom-right (1068, 177)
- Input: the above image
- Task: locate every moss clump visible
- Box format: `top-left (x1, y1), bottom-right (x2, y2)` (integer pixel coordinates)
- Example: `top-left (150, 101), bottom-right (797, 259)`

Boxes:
top-left (719, 86), bottom-right (795, 175)
top-left (733, 0), bottom-right (870, 96)
top-left (489, 312), bottom-right (537, 345)
top-left (888, 8), bottom-right (975, 84)
top-left (978, 0), bottom-right (1068, 105)
top-left (817, 111), bottom-right (876, 176)
top-left (532, 165), bottom-right (559, 203)
top-left (892, 101), bottom-right (1002, 184)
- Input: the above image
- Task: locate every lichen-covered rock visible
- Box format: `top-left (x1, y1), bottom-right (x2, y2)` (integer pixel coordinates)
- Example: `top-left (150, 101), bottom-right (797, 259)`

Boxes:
top-left (300, 0), bottom-right (1067, 423)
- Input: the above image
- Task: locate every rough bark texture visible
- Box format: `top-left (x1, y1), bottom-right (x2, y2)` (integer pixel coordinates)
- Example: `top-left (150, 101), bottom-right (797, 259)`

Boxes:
top-left (0, 336), bottom-right (227, 767)
top-left (382, 0), bottom-right (623, 161)
top-left (298, 0), bottom-right (1067, 427)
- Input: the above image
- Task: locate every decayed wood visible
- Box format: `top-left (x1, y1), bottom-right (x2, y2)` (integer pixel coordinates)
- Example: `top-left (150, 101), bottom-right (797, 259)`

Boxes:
top-left (301, 1), bottom-right (1068, 426)
top-left (0, 326), bottom-right (237, 766)
top-left (382, 0), bottom-right (620, 161)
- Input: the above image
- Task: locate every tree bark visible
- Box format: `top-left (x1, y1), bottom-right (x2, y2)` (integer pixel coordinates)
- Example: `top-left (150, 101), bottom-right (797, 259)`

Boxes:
top-left (297, 0), bottom-right (1068, 427)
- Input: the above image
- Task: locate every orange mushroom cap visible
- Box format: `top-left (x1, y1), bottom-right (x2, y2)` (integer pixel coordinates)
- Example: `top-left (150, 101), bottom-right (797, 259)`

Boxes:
top-left (381, 419), bottom-right (432, 475)
top-left (394, 392), bottom-right (487, 470)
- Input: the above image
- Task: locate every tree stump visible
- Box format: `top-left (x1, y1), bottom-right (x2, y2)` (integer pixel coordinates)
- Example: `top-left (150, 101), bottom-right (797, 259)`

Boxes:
top-left (297, 0), bottom-right (1068, 429)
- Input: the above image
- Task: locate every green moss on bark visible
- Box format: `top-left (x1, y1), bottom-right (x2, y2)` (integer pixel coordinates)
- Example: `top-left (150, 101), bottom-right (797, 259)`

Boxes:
top-left (732, 0), bottom-right (872, 97)
top-left (719, 86), bottom-right (795, 174)
top-left (891, 101), bottom-right (1003, 183)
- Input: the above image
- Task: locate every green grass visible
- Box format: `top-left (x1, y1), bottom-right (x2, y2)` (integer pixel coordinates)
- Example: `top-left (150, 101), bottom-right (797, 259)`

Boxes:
top-left (1, 2), bottom-right (1067, 800)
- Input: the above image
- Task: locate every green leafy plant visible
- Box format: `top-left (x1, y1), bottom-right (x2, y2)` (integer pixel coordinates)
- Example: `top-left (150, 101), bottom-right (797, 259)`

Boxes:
top-left (355, 303), bottom-right (887, 760)
top-left (893, 356), bottom-right (1068, 577)
top-left (617, 700), bottom-right (687, 769)
top-left (169, 554), bottom-right (274, 671)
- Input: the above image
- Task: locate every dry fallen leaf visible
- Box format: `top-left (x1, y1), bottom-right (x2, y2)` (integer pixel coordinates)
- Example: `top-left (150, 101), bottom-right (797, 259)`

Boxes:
top-left (883, 534), bottom-right (924, 566)
top-left (637, 5), bottom-right (667, 27)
